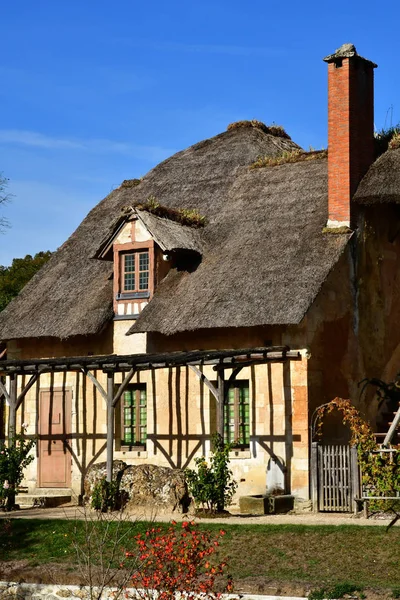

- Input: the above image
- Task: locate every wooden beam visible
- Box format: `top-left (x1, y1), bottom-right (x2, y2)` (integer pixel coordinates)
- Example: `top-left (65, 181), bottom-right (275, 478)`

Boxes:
top-left (83, 369), bottom-right (107, 402)
top-left (188, 365), bottom-right (218, 401)
top-left (112, 368), bottom-right (136, 408)
top-left (217, 369), bottom-right (225, 436)
top-left (16, 372), bottom-right (41, 411)
top-left (0, 380), bottom-right (10, 406)
top-left (226, 366), bottom-right (243, 391)
top-left (106, 372), bottom-right (115, 483)
top-left (383, 405), bottom-right (400, 446)
top-left (8, 374), bottom-right (17, 443)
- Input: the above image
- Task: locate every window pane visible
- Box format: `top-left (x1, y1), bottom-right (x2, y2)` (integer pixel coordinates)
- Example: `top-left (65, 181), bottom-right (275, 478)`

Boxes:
top-left (124, 254), bottom-right (135, 272)
top-left (139, 252), bottom-right (149, 270)
top-left (139, 271), bottom-right (149, 290)
top-left (124, 273), bottom-right (135, 291)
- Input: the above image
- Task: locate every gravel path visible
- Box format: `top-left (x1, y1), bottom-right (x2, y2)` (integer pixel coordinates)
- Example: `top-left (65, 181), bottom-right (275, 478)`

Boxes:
top-left (1, 505), bottom-right (397, 526)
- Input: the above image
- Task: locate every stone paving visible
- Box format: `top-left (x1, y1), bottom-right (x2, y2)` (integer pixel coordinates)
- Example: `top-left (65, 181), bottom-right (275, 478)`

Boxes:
top-left (0, 582), bottom-right (304, 600)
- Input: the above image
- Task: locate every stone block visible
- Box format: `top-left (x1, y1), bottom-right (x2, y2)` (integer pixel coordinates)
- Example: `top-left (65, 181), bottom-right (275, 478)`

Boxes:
top-left (239, 494), bottom-right (294, 515)
top-left (120, 464), bottom-right (190, 513)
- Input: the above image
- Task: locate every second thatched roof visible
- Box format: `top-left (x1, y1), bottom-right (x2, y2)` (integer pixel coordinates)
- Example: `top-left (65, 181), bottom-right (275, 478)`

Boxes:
top-left (354, 148), bottom-right (400, 205)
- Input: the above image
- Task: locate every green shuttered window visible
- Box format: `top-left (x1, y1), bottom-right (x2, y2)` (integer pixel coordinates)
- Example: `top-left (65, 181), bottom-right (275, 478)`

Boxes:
top-left (224, 382), bottom-right (250, 447)
top-left (121, 385), bottom-right (147, 447)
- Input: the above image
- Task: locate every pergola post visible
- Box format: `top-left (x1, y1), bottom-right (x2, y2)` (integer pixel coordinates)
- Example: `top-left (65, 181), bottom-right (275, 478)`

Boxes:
top-left (106, 372), bottom-right (115, 483)
top-left (217, 370), bottom-right (225, 437)
top-left (8, 374), bottom-right (17, 446)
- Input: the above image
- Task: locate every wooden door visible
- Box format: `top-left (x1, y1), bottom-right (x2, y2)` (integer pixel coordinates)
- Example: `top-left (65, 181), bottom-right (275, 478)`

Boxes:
top-left (38, 390), bottom-right (71, 488)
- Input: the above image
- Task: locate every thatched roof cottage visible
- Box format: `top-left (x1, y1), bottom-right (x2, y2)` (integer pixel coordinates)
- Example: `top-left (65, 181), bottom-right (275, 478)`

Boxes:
top-left (1, 43), bottom-right (400, 512)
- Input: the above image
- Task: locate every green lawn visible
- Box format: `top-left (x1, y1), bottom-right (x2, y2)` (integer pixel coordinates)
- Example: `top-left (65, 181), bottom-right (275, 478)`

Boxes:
top-left (1, 518), bottom-right (400, 593)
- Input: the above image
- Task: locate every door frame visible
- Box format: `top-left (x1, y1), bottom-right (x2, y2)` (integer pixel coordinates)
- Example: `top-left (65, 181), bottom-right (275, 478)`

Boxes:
top-left (38, 387), bottom-right (72, 488)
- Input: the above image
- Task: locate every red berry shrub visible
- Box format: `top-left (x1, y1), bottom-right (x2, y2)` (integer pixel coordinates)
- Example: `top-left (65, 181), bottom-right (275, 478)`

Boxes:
top-left (127, 521), bottom-right (233, 599)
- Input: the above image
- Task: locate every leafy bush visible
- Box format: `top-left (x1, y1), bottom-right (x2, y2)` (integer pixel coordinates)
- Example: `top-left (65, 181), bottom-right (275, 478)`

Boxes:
top-left (127, 520), bottom-right (233, 599)
top-left (185, 433), bottom-right (237, 512)
top-left (0, 431), bottom-right (35, 511)
top-left (90, 478), bottom-right (120, 512)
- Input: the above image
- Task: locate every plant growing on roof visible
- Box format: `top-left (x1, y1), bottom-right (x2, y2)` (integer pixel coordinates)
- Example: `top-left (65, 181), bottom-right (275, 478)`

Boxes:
top-left (0, 428), bottom-right (35, 511)
top-left (374, 124), bottom-right (400, 156)
top-left (250, 148), bottom-right (327, 169)
top-left (134, 196), bottom-right (206, 228)
top-left (185, 433), bottom-right (237, 513)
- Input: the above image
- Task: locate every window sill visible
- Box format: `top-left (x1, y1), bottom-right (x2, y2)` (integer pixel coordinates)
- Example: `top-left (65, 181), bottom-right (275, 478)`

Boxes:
top-left (113, 314), bottom-right (139, 321)
top-left (120, 448), bottom-right (147, 458)
top-left (229, 450), bottom-right (251, 459)
top-left (117, 291), bottom-right (150, 300)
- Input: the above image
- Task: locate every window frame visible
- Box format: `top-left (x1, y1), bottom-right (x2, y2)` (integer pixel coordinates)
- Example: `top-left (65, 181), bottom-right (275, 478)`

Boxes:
top-left (113, 240), bottom-right (155, 311)
top-left (117, 384), bottom-right (147, 450)
top-left (120, 249), bottom-right (150, 294)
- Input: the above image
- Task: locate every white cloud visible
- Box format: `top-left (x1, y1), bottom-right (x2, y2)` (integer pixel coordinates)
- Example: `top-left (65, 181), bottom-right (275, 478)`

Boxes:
top-left (0, 130), bottom-right (176, 163)
top-left (114, 38), bottom-right (287, 58)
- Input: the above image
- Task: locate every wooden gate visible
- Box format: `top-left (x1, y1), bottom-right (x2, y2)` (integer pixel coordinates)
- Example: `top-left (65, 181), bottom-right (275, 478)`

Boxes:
top-left (311, 442), bottom-right (360, 512)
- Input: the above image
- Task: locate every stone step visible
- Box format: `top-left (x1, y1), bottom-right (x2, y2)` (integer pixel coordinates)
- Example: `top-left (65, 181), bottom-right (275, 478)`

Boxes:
top-left (15, 488), bottom-right (73, 508)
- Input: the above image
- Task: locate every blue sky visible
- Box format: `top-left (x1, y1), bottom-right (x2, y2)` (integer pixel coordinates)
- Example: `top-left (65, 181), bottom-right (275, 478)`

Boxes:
top-left (0, 0), bottom-right (398, 265)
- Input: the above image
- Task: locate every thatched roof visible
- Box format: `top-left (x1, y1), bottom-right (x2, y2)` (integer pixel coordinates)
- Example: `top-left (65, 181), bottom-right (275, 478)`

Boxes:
top-left (129, 158), bottom-right (351, 335)
top-left (0, 124), bottom-right (350, 340)
top-left (354, 148), bottom-right (400, 205)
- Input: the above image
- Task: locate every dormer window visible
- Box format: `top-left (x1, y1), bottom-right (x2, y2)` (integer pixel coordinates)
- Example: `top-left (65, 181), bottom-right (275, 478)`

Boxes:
top-left (122, 250), bottom-right (150, 292)
top-left (93, 204), bottom-right (203, 321)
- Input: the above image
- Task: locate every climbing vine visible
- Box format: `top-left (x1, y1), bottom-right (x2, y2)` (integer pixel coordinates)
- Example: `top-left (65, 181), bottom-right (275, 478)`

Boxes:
top-left (314, 398), bottom-right (400, 513)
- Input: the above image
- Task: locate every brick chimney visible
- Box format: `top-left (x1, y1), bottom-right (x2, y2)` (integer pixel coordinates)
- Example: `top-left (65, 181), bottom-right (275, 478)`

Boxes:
top-left (323, 43), bottom-right (377, 228)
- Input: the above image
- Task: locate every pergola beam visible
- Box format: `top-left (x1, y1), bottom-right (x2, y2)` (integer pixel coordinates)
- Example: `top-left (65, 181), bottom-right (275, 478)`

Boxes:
top-left (112, 368), bottom-right (136, 408)
top-left (188, 365), bottom-right (218, 401)
top-left (83, 369), bottom-right (107, 401)
top-left (16, 372), bottom-right (42, 411)
top-left (0, 347), bottom-right (300, 376)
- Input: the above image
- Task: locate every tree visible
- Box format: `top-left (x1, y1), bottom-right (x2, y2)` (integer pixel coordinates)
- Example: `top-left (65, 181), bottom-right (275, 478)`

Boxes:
top-left (0, 251), bottom-right (52, 312)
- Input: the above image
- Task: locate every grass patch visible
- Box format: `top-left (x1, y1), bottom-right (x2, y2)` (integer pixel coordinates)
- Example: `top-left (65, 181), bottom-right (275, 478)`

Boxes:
top-left (250, 148), bottom-right (327, 169)
top-left (1, 519), bottom-right (400, 592)
top-left (227, 120), bottom-right (291, 140)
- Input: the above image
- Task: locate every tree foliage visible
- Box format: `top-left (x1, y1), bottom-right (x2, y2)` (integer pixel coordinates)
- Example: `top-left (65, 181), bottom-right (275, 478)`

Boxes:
top-left (0, 251), bottom-right (52, 312)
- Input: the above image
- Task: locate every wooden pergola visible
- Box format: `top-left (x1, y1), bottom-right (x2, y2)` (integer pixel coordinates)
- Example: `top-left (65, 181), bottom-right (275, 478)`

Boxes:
top-left (0, 346), bottom-right (300, 482)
